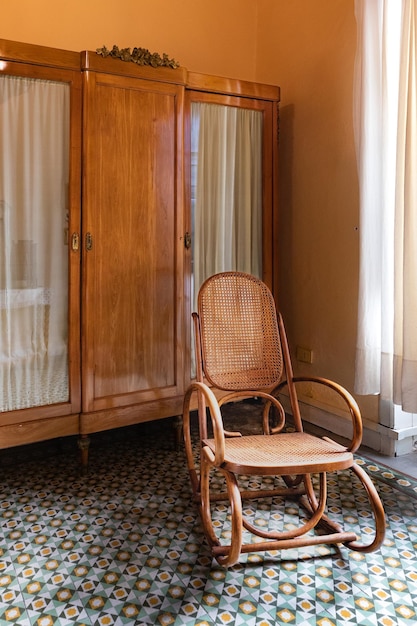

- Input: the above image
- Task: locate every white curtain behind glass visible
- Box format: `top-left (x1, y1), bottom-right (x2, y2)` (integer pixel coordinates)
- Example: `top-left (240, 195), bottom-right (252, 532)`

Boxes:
top-left (0, 75), bottom-right (69, 411)
top-left (191, 102), bottom-right (263, 308)
top-left (354, 0), bottom-right (417, 412)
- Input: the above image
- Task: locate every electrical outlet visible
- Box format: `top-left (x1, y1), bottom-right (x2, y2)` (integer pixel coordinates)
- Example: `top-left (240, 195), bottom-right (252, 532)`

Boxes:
top-left (296, 346), bottom-right (313, 363)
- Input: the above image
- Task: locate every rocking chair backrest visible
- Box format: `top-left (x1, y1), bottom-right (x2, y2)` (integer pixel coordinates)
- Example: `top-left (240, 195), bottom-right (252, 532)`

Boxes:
top-left (197, 272), bottom-right (284, 391)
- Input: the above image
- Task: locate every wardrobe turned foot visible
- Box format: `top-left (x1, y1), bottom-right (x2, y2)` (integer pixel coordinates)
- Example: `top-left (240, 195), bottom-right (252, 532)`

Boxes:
top-left (173, 415), bottom-right (183, 450)
top-left (78, 435), bottom-right (90, 473)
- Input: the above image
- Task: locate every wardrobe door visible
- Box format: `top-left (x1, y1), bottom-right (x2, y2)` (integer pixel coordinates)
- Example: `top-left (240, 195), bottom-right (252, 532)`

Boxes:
top-left (81, 55), bottom-right (186, 430)
top-left (0, 40), bottom-right (82, 445)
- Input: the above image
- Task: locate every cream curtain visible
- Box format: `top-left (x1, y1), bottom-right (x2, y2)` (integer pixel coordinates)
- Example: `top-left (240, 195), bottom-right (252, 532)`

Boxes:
top-left (191, 102), bottom-right (263, 306)
top-left (0, 75), bottom-right (70, 411)
top-left (354, 0), bottom-right (417, 412)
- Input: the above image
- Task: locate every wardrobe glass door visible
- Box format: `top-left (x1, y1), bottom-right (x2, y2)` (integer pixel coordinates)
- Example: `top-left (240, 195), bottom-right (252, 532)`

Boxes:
top-left (190, 100), bottom-right (264, 309)
top-left (0, 73), bottom-right (72, 412)
top-left (185, 86), bottom-right (278, 382)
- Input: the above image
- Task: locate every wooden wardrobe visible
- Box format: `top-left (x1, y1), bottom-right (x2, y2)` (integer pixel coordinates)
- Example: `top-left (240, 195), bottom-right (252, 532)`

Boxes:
top-left (0, 39), bottom-right (280, 466)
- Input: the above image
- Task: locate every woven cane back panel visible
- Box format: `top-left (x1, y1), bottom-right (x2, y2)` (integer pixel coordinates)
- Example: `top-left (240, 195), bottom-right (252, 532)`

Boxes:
top-left (198, 272), bottom-right (284, 391)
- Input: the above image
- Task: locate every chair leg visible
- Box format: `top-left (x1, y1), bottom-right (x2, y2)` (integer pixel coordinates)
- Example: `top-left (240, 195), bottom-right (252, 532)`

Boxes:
top-left (342, 462), bottom-right (386, 553)
top-left (200, 448), bottom-right (243, 567)
top-left (182, 402), bottom-right (201, 498)
top-left (299, 473), bottom-right (346, 536)
top-left (298, 465), bottom-right (386, 553)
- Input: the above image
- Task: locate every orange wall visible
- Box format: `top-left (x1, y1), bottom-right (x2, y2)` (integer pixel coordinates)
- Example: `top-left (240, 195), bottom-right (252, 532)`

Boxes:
top-left (258, 0), bottom-right (359, 372)
top-left (256, 0), bottom-right (378, 423)
top-left (2, 0), bottom-right (258, 80)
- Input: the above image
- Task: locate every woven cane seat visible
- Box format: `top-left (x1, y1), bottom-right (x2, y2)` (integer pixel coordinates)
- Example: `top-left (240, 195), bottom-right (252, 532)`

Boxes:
top-left (203, 432), bottom-right (353, 475)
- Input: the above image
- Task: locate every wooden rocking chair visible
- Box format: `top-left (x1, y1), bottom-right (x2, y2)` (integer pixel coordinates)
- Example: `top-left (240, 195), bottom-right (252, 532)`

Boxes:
top-left (183, 271), bottom-right (386, 567)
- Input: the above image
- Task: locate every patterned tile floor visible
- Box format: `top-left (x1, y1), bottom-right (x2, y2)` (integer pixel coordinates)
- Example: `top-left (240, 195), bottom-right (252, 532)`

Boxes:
top-left (1, 416), bottom-right (417, 626)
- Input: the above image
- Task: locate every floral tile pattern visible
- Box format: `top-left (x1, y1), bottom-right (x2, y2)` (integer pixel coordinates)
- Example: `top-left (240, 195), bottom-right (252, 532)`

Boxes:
top-left (0, 419), bottom-right (417, 625)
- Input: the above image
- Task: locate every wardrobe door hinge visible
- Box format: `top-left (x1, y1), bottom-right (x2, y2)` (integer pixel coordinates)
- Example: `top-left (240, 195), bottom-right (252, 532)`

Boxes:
top-left (85, 232), bottom-right (93, 251)
top-left (71, 232), bottom-right (80, 251)
top-left (184, 232), bottom-right (192, 249)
